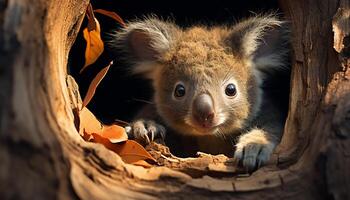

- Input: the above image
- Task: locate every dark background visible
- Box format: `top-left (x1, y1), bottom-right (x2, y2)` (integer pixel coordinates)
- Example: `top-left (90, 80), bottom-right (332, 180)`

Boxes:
top-left (68, 0), bottom-right (282, 124)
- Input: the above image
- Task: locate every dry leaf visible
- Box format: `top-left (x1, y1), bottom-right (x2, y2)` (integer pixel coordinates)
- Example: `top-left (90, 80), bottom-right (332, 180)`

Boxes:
top-left (79, 107), bottom-right (127, 142)
top-left (81, 61), bottom-right (112, 108)
top-left (115, 140), bottom-right (156, 163)
top-left (94, 9), bottom-right (126, 27)
top-left (100, 124), bottom-right (127, 143)
top-left (86, 3), bottom-right (96, 31)
top-left (81, 18), bottom-right (104, 73)
top-left (91, 134), bottom-right (156, 166)
top-left (79, 107), bottom-right (103, 140)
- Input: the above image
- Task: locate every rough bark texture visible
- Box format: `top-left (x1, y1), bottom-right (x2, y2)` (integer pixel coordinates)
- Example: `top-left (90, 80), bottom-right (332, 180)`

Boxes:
top-left (0, 0), bottom-right (349, 199)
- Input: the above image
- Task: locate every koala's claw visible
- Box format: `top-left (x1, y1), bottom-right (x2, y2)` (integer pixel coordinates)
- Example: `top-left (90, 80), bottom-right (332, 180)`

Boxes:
top-left (234, 143), bottom-right (272, 171)
top-left (234, 129), bottom-right (276, 171)
top-left (126, 120), bottom-right (166, 145)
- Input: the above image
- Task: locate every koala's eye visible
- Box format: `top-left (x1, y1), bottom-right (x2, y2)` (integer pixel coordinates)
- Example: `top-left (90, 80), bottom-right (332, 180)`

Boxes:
top-left (225, 83), bottom-right (237, 96)
top-left (174, 84), bottom-right (186, 98)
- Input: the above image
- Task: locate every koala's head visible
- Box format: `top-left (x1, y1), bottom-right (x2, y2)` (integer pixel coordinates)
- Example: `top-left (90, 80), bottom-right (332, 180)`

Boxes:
top-left (115, 15), bottom-right (288, 136)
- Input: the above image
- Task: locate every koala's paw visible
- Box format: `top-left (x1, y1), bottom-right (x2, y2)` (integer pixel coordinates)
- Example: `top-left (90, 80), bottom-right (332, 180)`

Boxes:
top-left (126, 120), bottom-right (166, 145)
top-left (234, 129), bottom-right (276, 171)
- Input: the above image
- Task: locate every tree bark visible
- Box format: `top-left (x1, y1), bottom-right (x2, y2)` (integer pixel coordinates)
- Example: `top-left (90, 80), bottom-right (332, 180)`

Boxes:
top-left (0, 0), bottom-right (349, 199)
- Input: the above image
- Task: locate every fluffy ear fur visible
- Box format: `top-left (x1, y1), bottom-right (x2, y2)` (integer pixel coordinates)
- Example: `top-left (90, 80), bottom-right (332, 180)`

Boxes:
top-left (113, 17), bottom-right (180, 76)
top-left (228, 14), bottom-right (290, 72)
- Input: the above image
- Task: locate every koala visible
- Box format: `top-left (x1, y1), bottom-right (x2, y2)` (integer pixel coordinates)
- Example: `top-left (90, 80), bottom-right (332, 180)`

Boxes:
top-left (114, 14), bottom-right (290, 171)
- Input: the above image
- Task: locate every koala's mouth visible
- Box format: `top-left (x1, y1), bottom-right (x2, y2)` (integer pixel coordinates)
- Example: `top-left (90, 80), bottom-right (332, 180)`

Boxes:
top-left (184, 119), bottom-right (223, 135)
top-left (180, 112), bottom-right (228, 135)
top-left (192, 126), bottom-right (219, 135)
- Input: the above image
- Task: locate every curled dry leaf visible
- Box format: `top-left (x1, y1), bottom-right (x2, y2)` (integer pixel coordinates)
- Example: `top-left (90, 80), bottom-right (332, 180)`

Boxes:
top-left (81, 17), bottom-right (104, 73)
top-left (79, 107), bottom-right (127, 143)
top-left (85, 3), bottom-right (96, 31)
top-left (115, 140), bottom-right (156, 163)
top-left (92, 134), bottom-right (156, 168)
top-left (94, 9), bottom-right (126, 27)
top-left (79, 107), bottom-right (103, 140)
top-left (100, 125), bottom-right (127, 143)
top-left (81, 61), bottom-right (112, 108)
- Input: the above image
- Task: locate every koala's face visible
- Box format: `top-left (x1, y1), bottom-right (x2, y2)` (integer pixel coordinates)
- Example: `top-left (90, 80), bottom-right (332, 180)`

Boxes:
top-left (116, 16), bottom-right (287, 136)
top-left (152, 28), bottom-right (260, 135)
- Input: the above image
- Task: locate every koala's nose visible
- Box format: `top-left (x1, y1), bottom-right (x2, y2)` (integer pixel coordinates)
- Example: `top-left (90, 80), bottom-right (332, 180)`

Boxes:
top-left (192, 94), bottom-right (215, 128)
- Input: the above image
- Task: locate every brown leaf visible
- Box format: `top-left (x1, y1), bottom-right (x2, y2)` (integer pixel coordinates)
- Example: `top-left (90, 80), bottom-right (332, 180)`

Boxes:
top-left (100, 124), bottom-right (127, 143)
top-left (81, 18), bottom-right (104, 73)
top-left (91, 134), bottom-right (156, 166)
top-left (81, 61), bottom-right (112, 108)
top-left (79, 107), bottom-right (103, 140)
top-left (94, 9), bottom-right (126, 27)
top-left (86, 3), bottom-right (96, 31)
top-left (79, 107), bottom-right (127, 143)
top-left (115, 140), bottom-right (156, 163)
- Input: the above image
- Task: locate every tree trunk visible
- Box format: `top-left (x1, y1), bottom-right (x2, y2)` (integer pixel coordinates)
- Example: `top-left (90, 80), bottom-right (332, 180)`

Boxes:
top-left (0, 0), bottom-right (349, 199)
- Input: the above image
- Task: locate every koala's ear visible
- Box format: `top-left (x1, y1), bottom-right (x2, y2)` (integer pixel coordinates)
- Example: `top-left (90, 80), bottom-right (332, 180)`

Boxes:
top-left (228, 15), bottom-right (289, 71)
top-left (114, 17), bottom-right (180, 75)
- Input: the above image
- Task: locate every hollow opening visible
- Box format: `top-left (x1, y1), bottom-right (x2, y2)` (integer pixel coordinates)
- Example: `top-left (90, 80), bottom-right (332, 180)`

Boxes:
top-left (68, 0), bottom-right (291, 160)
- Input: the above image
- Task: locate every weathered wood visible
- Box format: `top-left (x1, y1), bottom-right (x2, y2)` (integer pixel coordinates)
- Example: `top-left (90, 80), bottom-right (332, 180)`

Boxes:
top-left (0, 0), bottom-right (89, 199)
top-left (0, 0), bottom-right (349, 199)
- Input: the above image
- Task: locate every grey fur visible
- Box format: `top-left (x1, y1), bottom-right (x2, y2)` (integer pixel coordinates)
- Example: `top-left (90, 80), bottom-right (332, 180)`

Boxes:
top-left (112, 17), bottom-right (180, 75)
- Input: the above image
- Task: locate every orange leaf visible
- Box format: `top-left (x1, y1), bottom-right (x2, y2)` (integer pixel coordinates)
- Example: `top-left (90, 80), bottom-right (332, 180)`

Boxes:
top-left (81, 17), bottom-right (104, 73)
top-left (114, 140), bottom-right (156, 163)
top-left (81, 61), bottom-right (112, 108)
top-left (79, 107), bottom-right (127, 143)
top-left (94, 9), bottom-right (126, 27)
top-left (86, 3), bottom-right (97, 31)
top-left (79, 107), bottom-right (103, 139)
top-left (100, 124), bottom-right (127, 143)
top-left (91, 135), bottom-right (156, 165)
